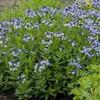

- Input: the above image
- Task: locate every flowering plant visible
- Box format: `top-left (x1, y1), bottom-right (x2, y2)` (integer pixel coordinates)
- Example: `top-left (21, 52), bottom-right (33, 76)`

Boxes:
top-left (0, 0), bottom-right (100, 99)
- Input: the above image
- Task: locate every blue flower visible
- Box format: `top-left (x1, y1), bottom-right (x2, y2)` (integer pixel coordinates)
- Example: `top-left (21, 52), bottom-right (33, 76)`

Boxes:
top-left (8, 60), bottom-right (20, 71)
top-left (23, 34), bottom-right (34, 42)
top-left (81, 46), bottom-right (94, 57)
top-left (11, 49), bottom-right (22, 57)
top-left (69, 59), bottom-right (83, 69)
top-left (34, 60), bottom-right (50, 72)
top-left (11, 18), bottom-right (23, 29)
top-left (25, 9), bottom-right (36, 18)
top-left (33, 22), bottom-right (40, 29)
top-left (92, 0), bottom-right (100, 8)
top-left (40, 6), bottom-right (51, 13)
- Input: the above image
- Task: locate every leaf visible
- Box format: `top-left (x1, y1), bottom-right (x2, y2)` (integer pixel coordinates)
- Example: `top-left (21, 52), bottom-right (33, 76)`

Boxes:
top-left (84, 0), bottom-right (92, 6)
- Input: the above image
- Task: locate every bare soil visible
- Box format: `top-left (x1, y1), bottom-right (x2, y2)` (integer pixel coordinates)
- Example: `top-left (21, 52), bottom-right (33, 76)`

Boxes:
top-left (0, 0), bottom-right (19, 10)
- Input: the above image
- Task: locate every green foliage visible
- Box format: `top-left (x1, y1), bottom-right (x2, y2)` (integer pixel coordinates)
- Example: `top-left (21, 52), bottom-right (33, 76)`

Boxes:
top-left (0, 57), bottom-right (19, 90)
top-left (16, 80), bottom-right (32, 100)
top-left (71, 65), bottom-right (100, 100)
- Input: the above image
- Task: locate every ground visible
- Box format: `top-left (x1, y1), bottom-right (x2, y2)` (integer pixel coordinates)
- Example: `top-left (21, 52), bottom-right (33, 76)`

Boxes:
top-left (0, 0), bottom-right (19, 10)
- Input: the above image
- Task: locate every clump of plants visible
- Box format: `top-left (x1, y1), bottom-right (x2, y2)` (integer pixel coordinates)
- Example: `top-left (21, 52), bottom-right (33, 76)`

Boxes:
top-left (0, 0), bottom-right (100, 100)
top-left (71, 65), bottom-right (100, 100)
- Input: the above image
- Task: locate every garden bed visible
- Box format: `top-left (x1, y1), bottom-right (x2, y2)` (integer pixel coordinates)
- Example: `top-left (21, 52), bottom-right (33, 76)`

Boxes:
top-left (0, 0), bottom-right (100, 100)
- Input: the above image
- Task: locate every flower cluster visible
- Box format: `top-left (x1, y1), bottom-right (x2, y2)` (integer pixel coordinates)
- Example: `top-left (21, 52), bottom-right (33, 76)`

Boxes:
top-left (0, 0), bottom-right (99, 81)
top-left (34, 60), bottom-right (51, 72)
